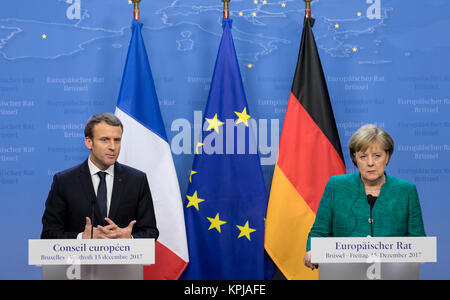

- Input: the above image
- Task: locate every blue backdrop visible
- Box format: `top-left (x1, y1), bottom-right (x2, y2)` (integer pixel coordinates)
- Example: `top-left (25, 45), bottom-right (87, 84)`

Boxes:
top-left (0, 0), bottom-right (449, 279)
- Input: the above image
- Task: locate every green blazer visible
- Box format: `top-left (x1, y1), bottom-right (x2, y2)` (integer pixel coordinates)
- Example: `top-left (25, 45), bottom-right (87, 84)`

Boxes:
top-left (306, 172), bottom-right (426, 251)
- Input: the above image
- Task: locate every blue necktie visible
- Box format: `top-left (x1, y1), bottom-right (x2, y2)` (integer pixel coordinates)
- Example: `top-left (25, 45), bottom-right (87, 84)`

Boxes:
top-left (97, 171), bottom-right (107, 220)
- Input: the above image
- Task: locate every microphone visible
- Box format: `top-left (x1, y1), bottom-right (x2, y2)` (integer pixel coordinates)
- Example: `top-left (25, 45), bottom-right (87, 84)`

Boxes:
top-left (367, 195), bottom-right (377, 237)
top-left (90, 198), bottom-right (96, 239)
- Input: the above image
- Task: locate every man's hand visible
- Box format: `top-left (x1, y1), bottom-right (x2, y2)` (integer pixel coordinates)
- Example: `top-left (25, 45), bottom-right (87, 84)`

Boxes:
top-left (97, 217), bottom-right (136, 239)
top-left (82, 217), bottom-right (102, 239)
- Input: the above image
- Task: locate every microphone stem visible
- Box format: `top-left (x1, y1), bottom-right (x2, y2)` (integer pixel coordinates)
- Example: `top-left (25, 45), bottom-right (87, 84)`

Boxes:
top-left (91, 200), bottom-right (95, 239)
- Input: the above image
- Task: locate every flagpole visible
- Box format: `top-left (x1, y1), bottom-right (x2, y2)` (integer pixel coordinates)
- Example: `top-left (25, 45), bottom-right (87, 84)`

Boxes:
top-left (305, 0), bottom-right (311, 18)
top-left (133, 0), bottom-right (141, 21)
top-left (223, 0), bottom-right (230, 19)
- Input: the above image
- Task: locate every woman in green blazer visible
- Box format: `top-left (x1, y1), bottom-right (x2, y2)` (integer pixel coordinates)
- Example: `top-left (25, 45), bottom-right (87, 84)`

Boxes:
top-left (303, 124), bottom-right (426, 270)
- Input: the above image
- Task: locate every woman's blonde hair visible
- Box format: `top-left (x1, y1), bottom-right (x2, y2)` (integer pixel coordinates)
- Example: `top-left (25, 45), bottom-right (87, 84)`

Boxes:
top-left (348, 124), bottom-right (394, 166)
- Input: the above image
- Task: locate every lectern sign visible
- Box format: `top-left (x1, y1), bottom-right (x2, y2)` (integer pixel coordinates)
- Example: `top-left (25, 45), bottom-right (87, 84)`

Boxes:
top-left (311, 237), bottom-right (436, 264)
top-left (29, 239), bottom-right (155, 266)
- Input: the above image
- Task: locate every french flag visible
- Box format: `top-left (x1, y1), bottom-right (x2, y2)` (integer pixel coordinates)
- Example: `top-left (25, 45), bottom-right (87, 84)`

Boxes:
top-left (115, 19), bottom-right (189, 279)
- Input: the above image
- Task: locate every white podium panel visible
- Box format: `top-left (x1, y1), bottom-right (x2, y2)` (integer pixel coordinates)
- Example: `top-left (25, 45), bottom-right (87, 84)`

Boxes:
top-left (318, 263), bottom-right (420, 280)
top-left (310, 237), bottom-right (436, 280)
top-left (29, 239), bottom-right (155, 280)
top-left (311, 236), bottom-right (436, 264)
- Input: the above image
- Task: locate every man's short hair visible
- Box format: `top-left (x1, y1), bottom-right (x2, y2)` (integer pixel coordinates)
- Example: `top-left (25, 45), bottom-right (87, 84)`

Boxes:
top-left (84, 112), bottom-right (123, 139)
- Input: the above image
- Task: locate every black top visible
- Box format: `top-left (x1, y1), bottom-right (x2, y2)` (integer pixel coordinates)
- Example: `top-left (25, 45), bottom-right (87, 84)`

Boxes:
top-left (367, 194), bottom-right (377, 211)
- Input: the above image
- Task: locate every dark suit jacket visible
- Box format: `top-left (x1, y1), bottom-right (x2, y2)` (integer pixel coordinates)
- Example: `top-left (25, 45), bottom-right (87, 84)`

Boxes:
top-left (41, 160), bottom-right (159, 239)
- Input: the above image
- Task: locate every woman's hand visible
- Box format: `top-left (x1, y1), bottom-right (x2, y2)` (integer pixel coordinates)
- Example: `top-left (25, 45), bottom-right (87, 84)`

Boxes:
top-left (303, 251), bottom-right (316, 270)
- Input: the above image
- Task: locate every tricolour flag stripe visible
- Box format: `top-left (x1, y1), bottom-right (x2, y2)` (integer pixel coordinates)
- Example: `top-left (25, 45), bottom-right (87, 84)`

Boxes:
top-left (116, 21), bottom-right (167, 142)
top-left (115, 109), bottom-right (188, 263)
top-left (143, 241), bottom-right (188, 280)
top-left (264, 17), bottom-right (346, 280)
top-left (277, 92), bottom-right (346, 214)
top-left (115, 19), bottom-right (188, 280)
top-left (265, 165), bottom-right (317, 279)
top-left (290, 19), bottom-right (344, 164)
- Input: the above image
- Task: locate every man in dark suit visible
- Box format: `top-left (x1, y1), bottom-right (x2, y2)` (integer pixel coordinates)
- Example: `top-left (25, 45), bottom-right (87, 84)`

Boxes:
top-left (41, 113), bottom-right (159, 240)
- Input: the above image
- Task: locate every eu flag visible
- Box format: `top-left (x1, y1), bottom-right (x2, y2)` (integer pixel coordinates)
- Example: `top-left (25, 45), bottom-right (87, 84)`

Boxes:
top-left (180, 19), bottom-right (267, 280)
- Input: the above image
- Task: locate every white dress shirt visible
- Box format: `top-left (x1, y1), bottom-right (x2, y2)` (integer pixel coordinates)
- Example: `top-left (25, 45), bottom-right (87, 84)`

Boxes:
top-left (87, 158), bottom-right (114, 216)
top-left (76, 158), bottom-right (114, 239)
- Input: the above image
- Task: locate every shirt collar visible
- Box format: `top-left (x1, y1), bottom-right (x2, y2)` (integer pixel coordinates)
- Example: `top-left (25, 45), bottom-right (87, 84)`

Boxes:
top-left (87, 157), bottom-right (115, 177)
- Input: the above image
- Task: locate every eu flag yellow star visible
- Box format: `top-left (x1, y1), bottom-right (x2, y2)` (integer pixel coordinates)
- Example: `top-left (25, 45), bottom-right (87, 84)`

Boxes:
top-left (234, 107), bottom-right (251, 126)
top-left (189, 170), bottom-right (197, 183)
top-left (207, 213), bottom-right (227, 233)
top-left (186, 190), bottom-right (205, 211)
top-left (195, 142), bottom-right (204, 154)
top-left (205, 113), bottom-right (224, 133)
top-left (236, 221), bottom-right (256, 241)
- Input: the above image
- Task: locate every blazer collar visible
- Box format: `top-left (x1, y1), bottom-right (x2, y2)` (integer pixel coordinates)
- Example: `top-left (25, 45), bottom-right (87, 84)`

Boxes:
top-left (355, 171), bottom-right (391, 193)
top-left (78, 160), bottom-right (101, 225)
top-left (108, 162), bottom-right (124, 221)
top-left (78, 159), bottom-right (125, 225)
top-left (87, 158), bottom-right (115, 177)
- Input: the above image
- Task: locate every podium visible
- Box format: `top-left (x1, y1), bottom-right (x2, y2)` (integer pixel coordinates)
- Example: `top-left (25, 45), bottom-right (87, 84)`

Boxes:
top-left (310, 237), bottom-right (436, 280)
top-left (29, 239), bottom-right (155, 280)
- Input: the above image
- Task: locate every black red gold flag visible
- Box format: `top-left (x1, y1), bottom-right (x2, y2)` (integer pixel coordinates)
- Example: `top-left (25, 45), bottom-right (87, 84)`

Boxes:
top-left (265, 17), bottom-right (346, 279)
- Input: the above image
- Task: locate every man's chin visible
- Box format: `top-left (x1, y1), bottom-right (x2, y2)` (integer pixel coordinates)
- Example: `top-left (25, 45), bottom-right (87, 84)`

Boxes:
top-left (102, 158), bottom-right (117, 167)
top-left (107, 159), bottom-right (117, 165)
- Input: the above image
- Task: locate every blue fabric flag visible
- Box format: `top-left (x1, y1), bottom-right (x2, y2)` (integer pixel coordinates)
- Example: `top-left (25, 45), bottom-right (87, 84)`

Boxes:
top-left (180, 19), bottom-right (268, 280)
top-left (115, 19), bottom-right (189, 279)
top-left (116, 19), bottom-right (167, 142)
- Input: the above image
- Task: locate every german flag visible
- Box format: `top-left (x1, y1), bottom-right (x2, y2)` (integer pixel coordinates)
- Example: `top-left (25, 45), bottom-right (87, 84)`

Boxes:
top-left (264, 17), bottom-right (346, 279)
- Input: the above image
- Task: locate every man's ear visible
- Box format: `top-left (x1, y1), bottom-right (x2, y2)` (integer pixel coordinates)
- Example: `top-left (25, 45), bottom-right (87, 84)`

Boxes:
top-left (85, 137), bottom-right (93, 150)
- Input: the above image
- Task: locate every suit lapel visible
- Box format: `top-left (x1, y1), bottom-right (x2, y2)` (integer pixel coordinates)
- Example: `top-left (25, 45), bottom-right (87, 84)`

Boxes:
top-left (108, 162), bottom-right (124, 221)
top-left (78, 160), bottom-right (103, 226)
